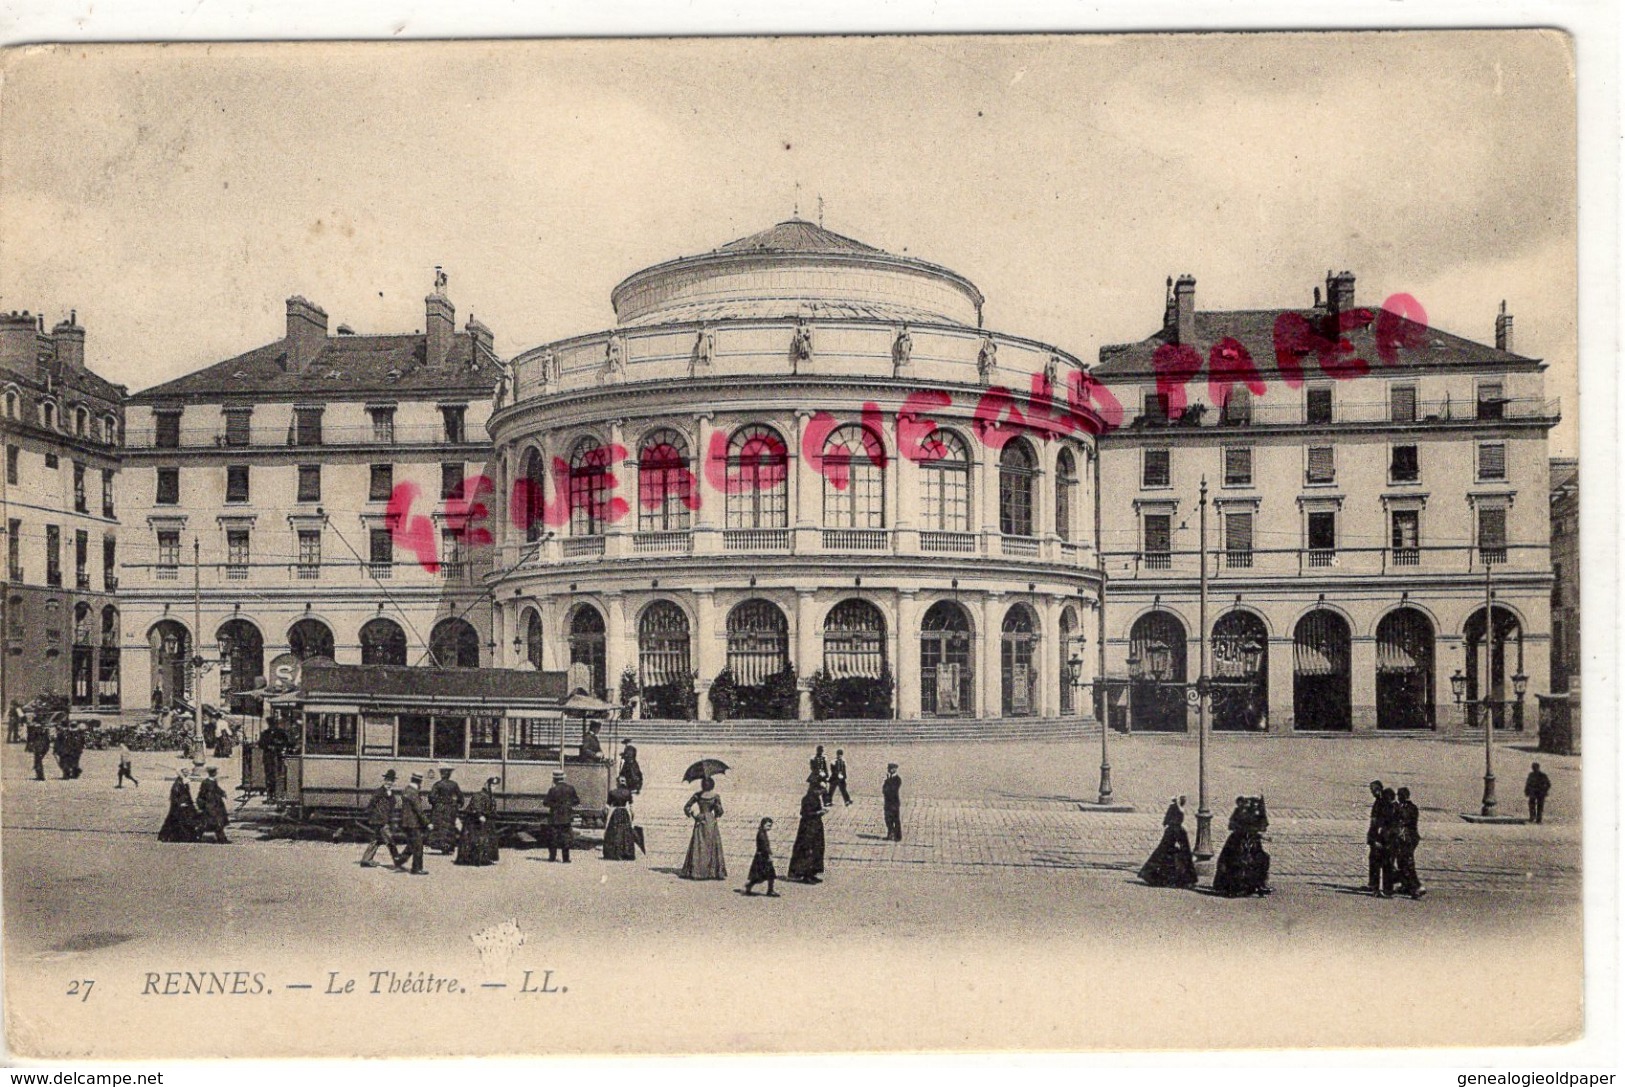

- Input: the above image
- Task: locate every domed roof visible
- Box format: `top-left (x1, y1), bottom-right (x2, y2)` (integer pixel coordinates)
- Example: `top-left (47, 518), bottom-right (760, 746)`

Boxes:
top-left (611, 218), bottom-right (984, 328)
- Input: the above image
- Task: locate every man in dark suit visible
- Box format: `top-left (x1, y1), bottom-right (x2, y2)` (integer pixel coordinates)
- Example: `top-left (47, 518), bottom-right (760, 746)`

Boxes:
top-left (400, 772), bottom-right (430, 875)
top-left (810, 745), bottom-right (830, 795)
top-left (882, 763), bottom-right (903, 842)
top-left (1392, 786), bottom-right (1424, 898)
top-left (829, 749), bottom-right (852, 807)
top-left (360, 770), bottom-right (405, 869)
top-left (1524, 763), bottom-right (1551, 824)
top-left (1366, 779), bottom-right (1393, 894)
top-left (26, 719), bottom-right (51, 781)
top-left (543, 770), bottom-right (580, 862)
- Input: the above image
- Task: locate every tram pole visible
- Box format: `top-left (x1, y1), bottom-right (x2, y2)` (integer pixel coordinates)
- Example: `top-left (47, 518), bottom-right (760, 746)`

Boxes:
top-left (1480, 560), bottom-right (1497, 816)
top-left (1193, 478), bottom-right (1213, 860)
top-left (1094, 443), bottom-right (1112, 805)
top-left (191, 536), bottom-right (205, 774)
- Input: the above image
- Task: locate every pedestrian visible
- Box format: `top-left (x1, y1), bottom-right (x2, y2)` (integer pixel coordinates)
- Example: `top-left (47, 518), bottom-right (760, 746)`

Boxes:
top-left (400, 772), bottom-right (429, 875)
top-left (1139, 796), bottom-right (1198, 889)
top-left (213, 721), bottom-right (235, 760)
top-left (882, 763), bottom-right (903, 842)
top-left (679, 776), bottom-right (727, 880)
top-left (1366, 779), bottom-right (1394, 895)
top-left (360, 769), bottom-right (405, 869)
top-left (7, 698), bottom-right (22, 744)
top-left (52, 719), bottom-right (71, 779)
top-left (602, 776), bottom-right (638, 861)
top-left (1375, 787), bottom-right (1401, 897)
top-left (27, 719), bottom-right (51, 781)
top-left (829, 749), bottom-right (852, 807)
top-left (1524, 762), bottom-right (1551, 824)
top-left (151, 685), bottom-right (166, 715)
top-left (788, 776), bottom-right (829, 884)
top-left (619, 739), bottom-right (644, 795)
top-left (115, 743), bottom-right (139, 788)
top-left (196, 766), bottom-right (231, 844)
top-left (158, 770), bottom-right (202, 842)
top-left (427, 766), bottom-right (462, 854)
top-left (744, 817), bottom-right (778, 896)
top-left (543, 770), bottom-right (580, 863)
top-left (580, 721), bottom-right (604, 761)
top-left (259, 719), bottom-right (291, 800)
top-left (455, 777), bottom-right (501, 866)
top-left (1392, 786), bottom-right (1425, 899)
top-left (809, 745), bottom-right (830, 795)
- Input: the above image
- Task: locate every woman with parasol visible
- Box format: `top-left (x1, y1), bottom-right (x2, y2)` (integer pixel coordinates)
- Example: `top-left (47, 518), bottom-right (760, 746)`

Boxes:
top-left (679, 758), bottom-right (728, 879)
top-left (788, 773), bottom-right (830, 884)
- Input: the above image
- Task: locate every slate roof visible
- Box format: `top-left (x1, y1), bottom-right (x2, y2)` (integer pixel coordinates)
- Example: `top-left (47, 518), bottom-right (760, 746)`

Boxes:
top-left (715, 218), bottom-right (884, 256)
top-left (1095, 306), bottom-right (1535, 379)
top-left (299, 663), bottom-right (568, 704)
top-left (132, 331), bottom-right (499, 402)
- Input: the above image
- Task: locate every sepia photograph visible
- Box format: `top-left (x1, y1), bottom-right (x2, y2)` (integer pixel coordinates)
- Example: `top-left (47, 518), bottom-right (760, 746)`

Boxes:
top-left (0, 27), bottom-right (1597, 1062)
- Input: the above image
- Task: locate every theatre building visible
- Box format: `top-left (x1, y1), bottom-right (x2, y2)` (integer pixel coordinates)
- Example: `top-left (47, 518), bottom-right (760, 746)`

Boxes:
top-left (487, 220), bottom-right (1103, 721)
top-left (1093, 273), bottom-right (1558, 734)
top-left (118, 277), bottom-right (500, 713)
top-left (0, 311), bottom-right (126, 711)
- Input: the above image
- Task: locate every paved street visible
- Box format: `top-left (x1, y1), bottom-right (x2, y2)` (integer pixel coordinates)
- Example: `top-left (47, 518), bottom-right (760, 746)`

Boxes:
top-left (2, 735), bottom-right (1583, 1058)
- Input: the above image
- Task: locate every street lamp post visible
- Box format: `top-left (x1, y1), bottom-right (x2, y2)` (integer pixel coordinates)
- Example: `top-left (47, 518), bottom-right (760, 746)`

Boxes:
top-left (1193, 478), bottom-right (1213, 860)
top-left (1070, 653), bottom-right (1111, 805)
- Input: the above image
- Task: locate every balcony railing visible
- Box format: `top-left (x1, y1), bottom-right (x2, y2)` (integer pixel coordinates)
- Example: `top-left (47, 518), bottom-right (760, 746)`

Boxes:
top-left (156, 565), bottom-right (179, 581)
top-left (921, 531), bottom-right (976, 554)
top-left (823, 529), bottom-right (887, 550)
top-left (294, 563), bottom-right (322, 581)
top-left (562, 536), bottom-right (606, 558)
top-left (724, 528), bottom-right (790, 552)
top-left (633, 531), bottom-right (693, 555)
top-left (1224, 550), bottom-right (1253, 569)
top-left (1392, 548), bottom-right (1419, 567)
top-left (225, 565), bottom-right (249, 581)
top-left (368, 561), bottom-right (393, 579)
top-left (1306, 548), bottom-right (1336, 568)
top-left (1126, 395), bottom-right (1561, 431)
top-left (125, 421), bottom-right (483, 450)
top-left (1000, 535), bottom-right (1040, 557)
top-left (1106, 542), bottom-right (1550, 580)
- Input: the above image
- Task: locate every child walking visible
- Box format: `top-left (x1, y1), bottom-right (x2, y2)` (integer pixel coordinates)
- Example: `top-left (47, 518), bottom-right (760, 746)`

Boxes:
top-left (115, 744), bottom-right (139, 788)
top-left (744, 817), bottom-right (779, 897)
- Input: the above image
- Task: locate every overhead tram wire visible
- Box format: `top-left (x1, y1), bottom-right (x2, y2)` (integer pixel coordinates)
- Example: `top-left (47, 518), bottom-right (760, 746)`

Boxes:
top-left (403, 531), bottom-right (554, 669)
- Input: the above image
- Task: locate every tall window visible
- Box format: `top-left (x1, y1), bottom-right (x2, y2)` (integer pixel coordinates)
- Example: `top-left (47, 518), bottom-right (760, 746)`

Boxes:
top-left (224, 408), bottom-right (252, 447)
top-left (1306, 386), bottom-right (1333, 424)
top-left (369, 406), bottom-right (395, 444)
top-left (568, 606), bottom-right (608, 698)
top-left (368, 528), bottom-right (393, 578)
top-left (724, 425), bottom-right (789, 530)
top-left (74, 530), bottom-right (88, 589)
top-left (823, 599), bottom-right (887, 678)
top-left (5, 445), bottom-right (15, 485)
top-left (156, 530), bottom-right (180, 580)
top-left (1001, 605), bottom-right (1039, 716)
top-left (638, 429), bottom-right (694, 532)
top-left (1055, 448), bottom-right (1077, 540)
top-left (638, 601), bottom-right (692, 687)
top-left (1143, 512), bottom-right (1172, 569)
top-left (102, 536), bottom-right (116, 590)
top-left (73, 463), bottom-right (87, 512)
top-left (1224, 510), bottom-right (1254, 568)
top-left (1391, 509), bottom-right (1420, 565)
top-left (1390, 385), bottom-right (1417, 424)
top-left (297, 530), bottom-right (322, 580)
top-left (45, 525), bottom-right (61, 586)
top-left (441, 462), bottom-right (463, 501)
top-left (293, 407), bottom-right (323, 447)
top-left (6, 519), bottom-right (19, 580)
top-left (1478, 506), bottom-right (1508, 564)
top-left (1476, 381), bottom-right (1505, 421)
top-left (102, 415), bottom-right (118, 445)
top-left (1477, 442), bottom-right (1507, 482)
top-left (1307, 510), bottom-right (1337, 564)
top-left (441, 405), bottom-right (467, 444)
top-left (725, 600), bottom-right (789, 685)
top-left (567, 438), bottom-right (614, 536)
top-left (1223, 447), bottom-right (1253, 486)
top-left (1142, 448), bottom-right (1170, 488)
top-left (822, 425), bottom-right (885, 529)
top-left (2, 390), bottom-right (15, 419)
top-left (1390, 444), bottom-right (1420, 483)
top-left (919, 430), bottom-right (970, 532)
top-left (155, 410), bottom-right (181, 448)
top-left (156, 467), bottom-right (179, 505)
top-left (369, 464), bottom-right (393, 501)
top-left (440, 528), bottom-right (465, 574)
top-left (101, 469), bottom-right (114, 517)
top-left (226, 530), bottom-right (250, 580)
top-left (41, 401), bottom-right (57, 430)
top-left (1306, 446), bottom-right (1336, 484)
top-left (998, 439), bottom-right (1037, 536)
top-left (297, 464), bottom-right (321, 503)
top-left (226, 465), bottom-right (250, 504)
top-left (1221, 388), bottom-right (1252, 426)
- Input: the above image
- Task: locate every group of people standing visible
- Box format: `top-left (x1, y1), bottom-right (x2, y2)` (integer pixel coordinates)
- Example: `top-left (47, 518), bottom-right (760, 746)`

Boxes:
top-left (1366, 780), bottom-right (1425, 899)
top-left (157, 766), bottom-right (232, 843)
top-left (20, 713), bottom-right (85, 781)
top-left (1138, 795), bottom-right (1272, 897)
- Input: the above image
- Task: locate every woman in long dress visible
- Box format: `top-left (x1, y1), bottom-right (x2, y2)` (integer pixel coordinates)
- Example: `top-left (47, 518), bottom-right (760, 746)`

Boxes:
top-left (602, 777), bottom-right (638, 861)
top-left (455, 777), bottom-right (501, 866)
top-left (679, 777), bottom-right (726, 879)
top-left (158, 771), bottom-right (201, 842)
top-left (787, 776), bottom-right (829, 884)
top-left (1139, 796), bottom-right (1198, 888)
top-left (1213, 796), bottom-right (1271, 896)
top-left (619, 742), bottom-right (644, 795)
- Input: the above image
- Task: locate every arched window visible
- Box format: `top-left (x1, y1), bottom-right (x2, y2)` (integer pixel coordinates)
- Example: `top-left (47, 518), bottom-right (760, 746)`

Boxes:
top-left (522, 609), bottom-right (544, 670)
top-left (638, 429), bottom-right (694, 532)
top-left (1211, 610), bottom-right (1268, 731)
top-left (822, 425), bottom-right (885, 529)
top-left (101, 605), bottom-right (119, 647)
top-left (40, 400), bottom-right (56, 431)
top-left (639, 601), bottom-right (691, 686)
top-left (725, 599), bottom-right (789, 685)
top-left (568, 437), bottom-right (614, 537)
top-left (74, 406), bottom-right (89, 437)
top-left (1465, 605), bottom-right (1524, 731)
top-left (1293, 610), bottom-right (1351, 731)
top-left (1129, 610), bottom-right (1189, 732)
top-left (1377, 608), bottom-right (1434, 731)
top-left (519, 447), bottom-right (546, 543)
top-left (1001, 604), bottom-right (1040, 716)
top-left (1058, 606), bottom-right (1078, 715)
top-left (1055, 448), bottom-right (1077, 541)
top-left (73, 602), bottom-right (93, 645)
top-left (823, 599), bottom-right (886, 678)
top-left (217, 618), bottom-right (265, 714)
top-left (921, 601), bottom-right (973, 717)
top-left (102, 414), bottom-right (118, 445)
top-left (71, 604), bottom-right (94, 707)
top-left (2, 387), bottom-right (17, 419)
top-left (98, 606), bottom-right (120, 709)
top-left (360, 617), bottom-right (408, 666)
top-left (568, 605), bottom-right (607, 698)
top-left (724, 425), bottom-right (788, 530)
top-left (149, 619), bottom-right (191, 707)
top-left (919, 429), bottom-right (971, 532)
top-left (999, 439), bottom-right (1037, 536)
top-left (288, 617), bottom-right (335, 662)
top-left (430, 617), bottom-right (480, 669)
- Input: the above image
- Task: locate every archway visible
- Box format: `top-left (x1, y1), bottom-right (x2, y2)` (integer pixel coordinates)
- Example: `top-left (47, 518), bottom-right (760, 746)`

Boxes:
top-left (1377, 608), bottom-right (1435, 730)
top-left (360, 617), bottom-right (408, 667)
top-left (1465, 605), bottom-right (1525, 730)
top-left (1059, 605), bottom-right (1079, 715)
top-left (216, 618), bottom-right (265, 715)
top-left (523, 609), bottom-right (544, 671)
top-left (430, 617), bottom-right (480, 669)
top-left (1001, 604), bottom-right (1040, 717)
top-left (638, 601), bottom-right (692, 718)
top-left (819, 599), bottom-right (890, 719)
top-left (72, 603), bottom-right (94, 707)
top-left (568, 605), bottom-right (607, 699)
top-left (724, 599), bottom-right (792, 719)
top-left (998, 439), bottom-right (1038, 537)
top-left (1129, 610), bottom-right (1188, 732)
top-left (148, 620), bottom-right (191, 709)
top-left (1211, 611), bottom-right (1268, 731)
top-left (1294, 610), bottom-right (1352, 731)
top-left (920, 600), bottom-right (973, 717)
top-left (98, 606), bottom-right (121, 708)
top-left (288, 617), bottom-right (335, 662)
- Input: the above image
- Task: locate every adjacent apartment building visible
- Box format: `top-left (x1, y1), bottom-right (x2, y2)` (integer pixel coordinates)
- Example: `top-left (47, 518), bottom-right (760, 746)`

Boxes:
top-left (0, 310), bottom-right (126, 711)
top-left (1093, 274), bottom-right (1558, 734)
top-left (118, 277), bottom-right (500, 714)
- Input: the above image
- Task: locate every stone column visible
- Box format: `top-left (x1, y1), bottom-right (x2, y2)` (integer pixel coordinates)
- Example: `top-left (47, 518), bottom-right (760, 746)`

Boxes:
top-left (603, 592), bottom-right (627, 705)
top-left (895, 589), bottom-right (919, 719)
top-left (978, 448), bottom-right (1000, 554)
top-left (1041, 593), bottom-right (1065, 718)
top-left (1267, 635), bottom-right (1295, 733)
top-left (979, 591), bottom-right (1004, 719)
top-left (693, 589), bottom-right (719, 714)
top-left (606, 419), bottom-right (630, 559)
top-left (692, 413), bottom-right (719, 555)
top-left (792, 410), bottom-right (819, 553)
top-left (1350, 633), bottom-right (1378, 733)
top-left (795, 589), bottom-right (818, 720)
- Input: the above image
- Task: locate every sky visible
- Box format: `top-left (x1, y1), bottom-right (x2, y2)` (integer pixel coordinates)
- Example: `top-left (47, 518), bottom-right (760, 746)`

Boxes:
top-left (0, 31), bottom-right (1578, 454)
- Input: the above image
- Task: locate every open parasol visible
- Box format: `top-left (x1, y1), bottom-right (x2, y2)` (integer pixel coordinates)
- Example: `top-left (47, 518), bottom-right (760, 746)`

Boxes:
top-left (682, 758), bottom-right (730, 783)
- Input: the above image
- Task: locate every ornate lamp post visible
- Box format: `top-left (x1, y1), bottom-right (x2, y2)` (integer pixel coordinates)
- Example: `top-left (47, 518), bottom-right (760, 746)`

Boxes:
top-left (1192, 478), bottom-right (1213, 860)
top-left (1512, 670), bottom-right (1529, 731)
top-left (1071, 653), bottom-right (1112, 805)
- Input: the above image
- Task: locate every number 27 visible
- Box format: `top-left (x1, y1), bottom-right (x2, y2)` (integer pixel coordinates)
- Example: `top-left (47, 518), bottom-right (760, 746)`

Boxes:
top-left (66, 979), bottom-right (94, 1002)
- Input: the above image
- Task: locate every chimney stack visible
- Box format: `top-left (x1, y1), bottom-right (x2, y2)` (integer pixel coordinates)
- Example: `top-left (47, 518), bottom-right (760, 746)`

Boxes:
top-left (1495, 300), bottom-right (1514, 353)
top-left (51, 312), bottom-right (85, 372)
top-left (1173, 275), bottom-right (1196, 345)
top-left (465, 314), bottom-right (494, 361)
top-left (1325, 270), bottom-right (1356, 318)
top-left (426, 267), bottom-right (454, 368)
top-left (0, 310), bottom-right (40, 372)
top-left (285, 296), bottom-right (329, 373)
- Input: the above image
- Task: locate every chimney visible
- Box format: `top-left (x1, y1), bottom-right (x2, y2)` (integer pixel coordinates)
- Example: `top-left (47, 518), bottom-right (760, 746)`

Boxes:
top-left (1173, 275), bottom-right (1196, 345)
top-left (1495, 300), bottom-right (1514, 353)
top-left (51, 311), bottom-right (85, 372)
top-left (426, 267), bottom-right (454, 368)
top-left (465, 314), bottom-right (494, 360)
top-left (0, 310), bottom-right (40, 372)
top-left (285, 296), bottom-right (329, 372)
top-left (1326, 270), bottom-right (1356, 318)
top-left (1162, 276), bottom-right (1175, 328)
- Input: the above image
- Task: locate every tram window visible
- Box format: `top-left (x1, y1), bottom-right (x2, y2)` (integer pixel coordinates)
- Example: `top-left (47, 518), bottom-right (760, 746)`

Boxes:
top-left (509, 716), bottom-right (562, 761)
top-left (361, 715), bottom-right (395, 756)
top-left (305, 713), bottom-right (357, 755)
top-left (432, 717), bottom-right (465, 761)
top-left (469, 717), bottom-right (502, 760)
top-left (398, 714), bottom-right (432, 759)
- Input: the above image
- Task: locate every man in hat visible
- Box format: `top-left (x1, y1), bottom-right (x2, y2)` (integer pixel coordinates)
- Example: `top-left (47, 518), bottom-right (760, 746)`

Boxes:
top-left (26, 716), bottom-right (51, 781)
top-left (1366, 780), bottom-right (1394, 894)
top-left (580, 721), bottom-right (605, 762)
top-left (1524, 762), bottom-right (1552, 824)
top-left (427, 767), bottom-right (462, 854)
top-left (259, 719), bottom-right (292, 800)
top-left (809, 745), bottom-right (830, 796)
top-left (7, 698), bottom-right (22, 744)
top-left (829, 748), bottom-right (852, 807)
top-left (619, 739), bottom-right (643, 794)
top-left (543, 770), bottom-right (580, 862)
top-left (360, 770), bottom-right (405, 869)
top-left (196, 766), bottom-right (231, 844)
top-left (882, 763), bottom-right (903, 842)
top-left (400, 772), bottom-right (430, 875)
